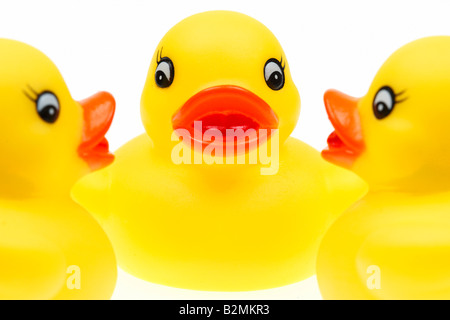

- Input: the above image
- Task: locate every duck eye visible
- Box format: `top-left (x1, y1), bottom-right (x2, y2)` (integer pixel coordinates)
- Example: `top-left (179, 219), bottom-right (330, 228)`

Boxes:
top-left (36, 91), bottom-right (60, 123)
top-left (373, 86), bottom-right (397, 119)
top-left (264, 58), bottom-right (285, 91)
top-left (155, 57), bottom-right (174, 88)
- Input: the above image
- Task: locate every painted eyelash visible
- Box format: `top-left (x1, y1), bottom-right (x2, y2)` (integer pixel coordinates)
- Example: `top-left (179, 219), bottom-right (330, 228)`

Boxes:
top-left (395, 97), bottom-right (408, 103)
top-left (395, 90), bottom-right (406, 97)
top-left (280, 56), bottom-right (286, 70)
top-left (395, 90), bottom-right (407, 103)
top-left (23, 85), bottom-right (38, 102)
top-left (156, 47), bottom-right (164, 64)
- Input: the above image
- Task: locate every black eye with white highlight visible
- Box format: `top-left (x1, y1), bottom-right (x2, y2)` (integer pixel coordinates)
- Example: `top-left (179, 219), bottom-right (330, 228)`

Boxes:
top-left (36, 91), bottom-right (60, 123)
top-left (155, 57), bottom-right (175, 88)
top-left (373, 86), bottom-right (405, 120)
top-left (264, 58), bottom-right (285, 91)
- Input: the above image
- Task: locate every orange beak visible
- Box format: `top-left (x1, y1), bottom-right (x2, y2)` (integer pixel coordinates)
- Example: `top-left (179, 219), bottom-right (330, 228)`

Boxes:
top-left (78, 91), bottom-right (115, 171)
top-left (321, 89), bottom-right (365, 168)
top-left (172, 85), bottom-right (278, 153)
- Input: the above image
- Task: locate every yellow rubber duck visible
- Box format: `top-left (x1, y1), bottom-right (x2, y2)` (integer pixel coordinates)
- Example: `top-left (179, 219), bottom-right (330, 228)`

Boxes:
top-left (72, 10), bottom-right (366, 291)
top-left (0, 39), bottom-right (117, 299)
top-left (317, 36), bottom-right (450, 299)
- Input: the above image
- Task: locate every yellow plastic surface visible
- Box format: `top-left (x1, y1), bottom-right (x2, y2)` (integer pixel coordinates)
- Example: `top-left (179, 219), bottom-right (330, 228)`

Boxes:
top-left (0, 39), bottom-right (116, 299)
top-left (72, 11), bottom-right (366, 291)
top-left (317, 36), bottom-right (450, 299)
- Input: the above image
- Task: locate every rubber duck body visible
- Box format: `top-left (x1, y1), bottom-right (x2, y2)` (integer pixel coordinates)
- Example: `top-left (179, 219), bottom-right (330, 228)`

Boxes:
top-left (317, 36), bottom-right (450, 299)
top-left (73, 11), bottom-right (366, 291)
top-left (0, 39), bottom-right (117, 299)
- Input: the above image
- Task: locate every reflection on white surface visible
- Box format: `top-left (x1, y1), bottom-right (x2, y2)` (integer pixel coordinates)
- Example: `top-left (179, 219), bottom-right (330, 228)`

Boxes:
top-left (112, 268), bottom-right (323, 300)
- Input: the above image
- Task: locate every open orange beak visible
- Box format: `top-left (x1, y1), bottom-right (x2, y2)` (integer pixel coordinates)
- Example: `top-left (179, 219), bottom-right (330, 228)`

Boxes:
top-left (172, 85), bottom-right (278, 153)
top-left (78, 91), bottom-right (115, 171)
top-left (321, 89), bottom-right (365, 168)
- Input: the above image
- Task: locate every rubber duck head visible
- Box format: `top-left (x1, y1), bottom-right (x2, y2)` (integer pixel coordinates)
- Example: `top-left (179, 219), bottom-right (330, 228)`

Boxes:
top-left (322, 36), bottom-right (450, 191)
top-left (0, 39), bottom-right (115, 196)
top-left (141, 10), bottom-right (300, 159)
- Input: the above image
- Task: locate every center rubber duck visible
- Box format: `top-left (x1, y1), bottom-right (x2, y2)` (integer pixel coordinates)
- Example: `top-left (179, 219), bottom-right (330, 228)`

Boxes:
top-left (317, 36), bottom-right (450, 299)
top-left (72, 10), bottom-right (366, 291)
top-left (0, 39), bottom-right (117, 299)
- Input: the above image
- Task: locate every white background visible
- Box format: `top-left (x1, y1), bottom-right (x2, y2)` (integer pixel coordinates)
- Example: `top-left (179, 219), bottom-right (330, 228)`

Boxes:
top-left (1, 0), bottom-right (450, 299)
